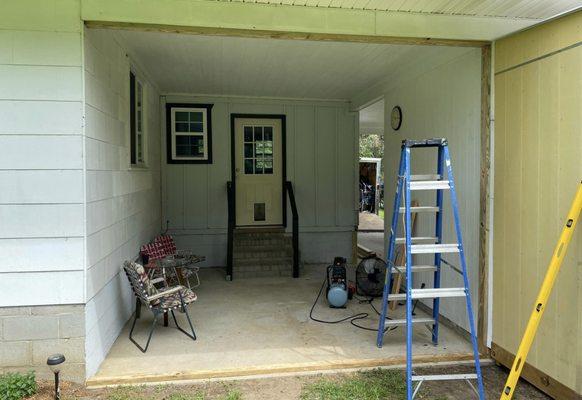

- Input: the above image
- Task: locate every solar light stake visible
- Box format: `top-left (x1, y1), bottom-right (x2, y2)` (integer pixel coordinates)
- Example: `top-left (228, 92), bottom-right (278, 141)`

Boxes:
top-left (47, 354), bottom-right (65, 400)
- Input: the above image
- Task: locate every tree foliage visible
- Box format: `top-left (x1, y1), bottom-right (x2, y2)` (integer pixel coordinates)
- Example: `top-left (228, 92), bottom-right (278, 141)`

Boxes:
top-left (359, 134), bottom-right (383, 158)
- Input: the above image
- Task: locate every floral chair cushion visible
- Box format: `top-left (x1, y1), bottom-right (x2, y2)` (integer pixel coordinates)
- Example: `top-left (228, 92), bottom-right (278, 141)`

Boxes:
top-left (158, 288), bottom-right (198, 310)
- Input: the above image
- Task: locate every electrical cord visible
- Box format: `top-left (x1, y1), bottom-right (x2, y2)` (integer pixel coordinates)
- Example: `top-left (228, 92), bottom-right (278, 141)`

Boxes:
top-left (309, 275), bottom-right (398, 333)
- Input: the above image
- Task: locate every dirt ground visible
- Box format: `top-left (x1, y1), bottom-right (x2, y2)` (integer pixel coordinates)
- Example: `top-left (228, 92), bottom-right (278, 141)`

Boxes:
top-left (28, 364), bottom-right (550, 400)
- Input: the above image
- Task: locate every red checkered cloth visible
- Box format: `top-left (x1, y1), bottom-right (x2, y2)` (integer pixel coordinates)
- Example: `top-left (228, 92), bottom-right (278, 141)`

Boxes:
top-left (154, 235), bottom-right (177, 256)
top-left (140, 242), bottom-right (166, 261)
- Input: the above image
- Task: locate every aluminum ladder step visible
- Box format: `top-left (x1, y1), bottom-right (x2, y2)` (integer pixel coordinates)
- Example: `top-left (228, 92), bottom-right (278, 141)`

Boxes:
top-left (409, 180), bottom-right (450, 190)
top-left (411, 287), bottom-right (466, 299)
top-left (386, 287), bottom-right (466, 301)
top-left (410, 174), bottom-right (440, 181)
top-left (395, 236), bottom-right (438, 244)
top-left (392, 265), bottom-right (437, 274)
top-left (411, 373), bottom-right (478, 382)
top-left (410, 243), bottom-right (459, 254)
top-left (385, 317), bottom-right (434, 326)
top-left (399, 206), bottom-right (439, 213)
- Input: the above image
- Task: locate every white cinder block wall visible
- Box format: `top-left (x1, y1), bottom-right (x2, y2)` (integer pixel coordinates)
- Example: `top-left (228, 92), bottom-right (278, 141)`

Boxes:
top-left (162, 95), bottom-right (358, 266)
top-left (83, 28), bottom-right (162, 377)
top-left (0, 1), bottom-right (87, 380)
top-left (383, 49), bottom-right (482, 331)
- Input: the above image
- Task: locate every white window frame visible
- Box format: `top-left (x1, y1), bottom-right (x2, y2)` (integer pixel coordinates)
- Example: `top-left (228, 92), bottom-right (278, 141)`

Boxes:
top-left (168, 106), bottom-right (212, 163)
top-left (130, 70), bottom-right (147, 167)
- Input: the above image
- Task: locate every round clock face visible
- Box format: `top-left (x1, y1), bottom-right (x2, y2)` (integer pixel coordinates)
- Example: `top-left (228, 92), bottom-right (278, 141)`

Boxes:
top-left (391, 106), bottom-right (402, 131)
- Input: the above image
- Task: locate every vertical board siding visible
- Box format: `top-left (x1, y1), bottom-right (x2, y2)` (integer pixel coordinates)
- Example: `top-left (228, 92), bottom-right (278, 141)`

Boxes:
top-left (0, 4), bottom-right (84, 307)
top-left (294, 105), bottom-right (317, 226)
top-left (83, 28), bottom-right (162, 377)
top-left (315, 107), bottom-right (337, 227)
top-left (383, 48), bottom-right (482, 331)
top-left (493, 12), bottom-right (582, 393)
top-left (162, 95), bottom-right (356, 265)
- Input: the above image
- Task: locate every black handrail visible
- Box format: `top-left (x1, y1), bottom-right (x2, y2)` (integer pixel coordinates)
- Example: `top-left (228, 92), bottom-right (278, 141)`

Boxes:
top-left (226, 181), bottom-right (234, 280)
top-left (285, 181), bottom-right (299, 278)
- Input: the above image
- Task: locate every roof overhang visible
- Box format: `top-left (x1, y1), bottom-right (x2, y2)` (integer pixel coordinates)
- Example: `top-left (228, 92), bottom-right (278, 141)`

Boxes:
top-left (81, 0), bottom-right (539, 46)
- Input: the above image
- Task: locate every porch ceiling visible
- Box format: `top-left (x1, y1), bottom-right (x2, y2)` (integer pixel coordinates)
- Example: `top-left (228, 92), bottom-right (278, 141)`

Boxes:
top-left (112, 29), bottom-right (470, 100)
top-left (213, 0), bottom-right (581, 20)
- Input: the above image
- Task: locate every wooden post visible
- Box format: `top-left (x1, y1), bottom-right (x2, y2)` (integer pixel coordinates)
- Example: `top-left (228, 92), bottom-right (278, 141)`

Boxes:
top-left (478, 44), bottom-right (492, 354)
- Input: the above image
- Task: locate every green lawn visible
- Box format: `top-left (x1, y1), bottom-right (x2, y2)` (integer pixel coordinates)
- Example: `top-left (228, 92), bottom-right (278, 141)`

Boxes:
top-left (300, 369), bottom-right (447, 400)
top-left (378, 208), bottom-right (384, 219)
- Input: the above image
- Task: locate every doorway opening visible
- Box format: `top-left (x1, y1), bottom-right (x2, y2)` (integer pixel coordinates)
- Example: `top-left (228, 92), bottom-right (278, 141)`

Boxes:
top-left (357, 99), bottom-right (385, 259)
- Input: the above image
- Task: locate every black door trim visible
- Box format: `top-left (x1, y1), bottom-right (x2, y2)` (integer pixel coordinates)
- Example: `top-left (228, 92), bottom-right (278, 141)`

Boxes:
top-left (230, 114), bottom-right (287, 227)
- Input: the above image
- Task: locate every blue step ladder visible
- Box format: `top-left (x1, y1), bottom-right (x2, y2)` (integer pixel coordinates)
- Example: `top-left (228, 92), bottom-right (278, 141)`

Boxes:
top-left (376, 138), bottom-right (485, 400)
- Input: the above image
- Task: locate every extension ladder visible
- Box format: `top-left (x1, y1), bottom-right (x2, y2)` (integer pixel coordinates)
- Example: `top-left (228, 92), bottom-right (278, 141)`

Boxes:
top-left (376, 138), bottom-right (485, 400)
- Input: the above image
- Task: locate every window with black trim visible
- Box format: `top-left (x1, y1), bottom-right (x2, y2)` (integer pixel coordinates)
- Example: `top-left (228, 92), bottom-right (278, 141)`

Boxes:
top-left (166, 103), bottom-right (213, 164)
top-left (130, 71), bottom-right (146, 166)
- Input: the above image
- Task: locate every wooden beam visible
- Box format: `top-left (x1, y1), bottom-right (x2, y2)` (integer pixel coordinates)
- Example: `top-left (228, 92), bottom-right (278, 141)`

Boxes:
top-left (491, 343), bottom-right (581, 400)
top-left (86, 352), bottom-right (477, 387)
top-left (478, 44), bottom-right (492, 354)
top-left (85, 21), bottom-right (488, 48)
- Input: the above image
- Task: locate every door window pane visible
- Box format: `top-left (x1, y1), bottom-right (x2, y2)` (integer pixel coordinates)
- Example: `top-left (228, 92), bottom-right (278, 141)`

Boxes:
top-left (244, 159), bottom-right (254, 174)
top-left (244, 143), bottom-right (254, 158)
top-left (254, 159), bottom-right (264, 174)
top-left (242, 125), bottom-right (275, 175)
top-left (244, 126), bottom-right (253, 142)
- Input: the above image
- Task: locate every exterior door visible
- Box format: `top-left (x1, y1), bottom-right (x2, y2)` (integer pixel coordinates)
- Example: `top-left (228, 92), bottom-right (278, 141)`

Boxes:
top-left (234, 117), bottom-right (283, 226)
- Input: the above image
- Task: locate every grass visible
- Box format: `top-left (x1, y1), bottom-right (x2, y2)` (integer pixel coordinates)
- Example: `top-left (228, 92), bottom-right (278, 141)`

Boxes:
top-left (300, 369), bottom-right (406, 400)
top-left (300, 369), bottom-right (449, 400)
top-left (105, 384), bottom-right (241, 400)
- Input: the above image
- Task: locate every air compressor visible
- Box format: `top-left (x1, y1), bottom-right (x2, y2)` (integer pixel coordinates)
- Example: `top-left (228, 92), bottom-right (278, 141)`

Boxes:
top-left (326, 257), bottom-right (349, 308)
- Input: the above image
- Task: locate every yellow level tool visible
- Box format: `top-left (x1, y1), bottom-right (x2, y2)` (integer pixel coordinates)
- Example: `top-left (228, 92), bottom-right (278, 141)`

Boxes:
top-left (500, 181), bottom-right (582, 399)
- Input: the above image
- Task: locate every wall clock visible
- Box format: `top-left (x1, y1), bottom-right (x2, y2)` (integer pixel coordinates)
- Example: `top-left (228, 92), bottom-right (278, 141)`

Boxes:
top-left (391, 106), bottom-right (402, 131)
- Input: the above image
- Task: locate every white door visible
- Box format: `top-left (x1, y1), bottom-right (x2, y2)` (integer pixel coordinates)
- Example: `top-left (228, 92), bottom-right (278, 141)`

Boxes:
top-left (234, 117), bottom-right (283, 226)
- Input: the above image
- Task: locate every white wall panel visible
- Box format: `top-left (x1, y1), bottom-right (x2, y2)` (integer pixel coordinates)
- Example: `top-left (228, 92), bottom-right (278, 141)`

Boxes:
top-left (9, 31), bottom-right (82, 66)
top-left (382, 49), bottom-right (482, 331)
top-left (0, 101), bottom-right (82, 135)
top-left (0, 4), bottom-right (84, 308)
top-left (0, 0), bottom-right (81, 32)
top-left (0, 204), bottom-right (84, 239)
top-left (0, 136), bottom-right (83, 170)
top-left (162, 95), bottom-right (357, 265)
top-left (0, 238), bottom-right (84, 273)
top-left (83, 27), bottom-right (162, 378)
top-left (0, 170), bottom-right (83, 204)
top-left (0, 65), bottom-right (82, 101)
top-left (0, 271), bottom-right (84, 306)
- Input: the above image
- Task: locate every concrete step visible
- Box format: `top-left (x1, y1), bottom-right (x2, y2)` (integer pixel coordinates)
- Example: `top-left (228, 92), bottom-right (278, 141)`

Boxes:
top-left (233, 268), bottom-right (293, 279)
top-left (234, 256), bottom-right (292, 267)
top-left (233, 243), bottom-right (292, 252)
top-left (234, 237), bottom-right (292, 247)
top-left (234, 250), bottom-right (292, 260)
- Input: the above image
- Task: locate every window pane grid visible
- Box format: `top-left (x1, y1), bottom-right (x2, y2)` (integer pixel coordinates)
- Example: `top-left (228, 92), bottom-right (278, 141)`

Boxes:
top-left (170, 106), bottom-right (210, 161)
top-left (243, 125), bottom-right (274, 175)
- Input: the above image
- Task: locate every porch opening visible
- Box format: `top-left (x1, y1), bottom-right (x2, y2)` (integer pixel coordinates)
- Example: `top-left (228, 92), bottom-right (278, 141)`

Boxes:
top-left (84, 26), bottom-right (485, 385)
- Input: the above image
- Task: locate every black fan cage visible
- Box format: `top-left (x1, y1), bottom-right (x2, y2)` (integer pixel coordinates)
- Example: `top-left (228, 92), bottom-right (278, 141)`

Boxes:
top-left (356, 256), bottom-right (386, 297)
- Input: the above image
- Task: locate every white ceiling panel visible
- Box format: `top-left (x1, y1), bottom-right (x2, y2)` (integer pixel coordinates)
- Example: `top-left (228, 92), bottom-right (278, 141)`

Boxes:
top-left (215, 0), bottom-right (581, 20)
top-left (111, 29), bottom-right (470, 100)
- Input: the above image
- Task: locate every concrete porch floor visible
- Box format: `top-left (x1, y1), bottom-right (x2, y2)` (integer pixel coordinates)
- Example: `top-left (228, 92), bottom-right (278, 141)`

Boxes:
top-left (88, 266), bottom-right (475, 387)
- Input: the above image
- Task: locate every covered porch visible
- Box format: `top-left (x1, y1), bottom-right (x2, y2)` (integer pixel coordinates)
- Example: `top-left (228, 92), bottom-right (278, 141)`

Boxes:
top-left (82, 20), bottom-right (487, 384)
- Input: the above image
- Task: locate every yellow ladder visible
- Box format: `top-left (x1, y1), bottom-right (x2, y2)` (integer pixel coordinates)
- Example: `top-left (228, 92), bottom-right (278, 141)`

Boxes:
top-left (500, 181), bottom-right (582, 399)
